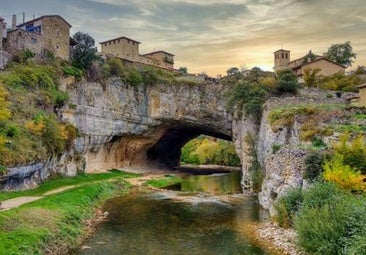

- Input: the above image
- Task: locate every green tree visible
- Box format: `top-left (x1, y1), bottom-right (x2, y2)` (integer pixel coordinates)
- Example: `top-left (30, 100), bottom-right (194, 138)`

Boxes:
top-left (323, 41), bottom-right (356, 67)
top-left (226, 67), bottom-right (240, 76)
top-left (71, 32), bottom-right (98, 70)
top-left (303, 68), bottom-right (321, 87)
top-left (301, 50), bottom-right (316, 64)
top-left (178, 66), bottom-right (188, 74)
top-left (276, 69), bottom-right (298, 93)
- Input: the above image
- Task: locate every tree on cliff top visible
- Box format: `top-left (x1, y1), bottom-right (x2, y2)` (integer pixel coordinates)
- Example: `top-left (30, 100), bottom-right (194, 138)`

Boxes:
top-left (71, 32), bottom-right (98, 70)
top-left (323, 41), bottom-right (356, 67)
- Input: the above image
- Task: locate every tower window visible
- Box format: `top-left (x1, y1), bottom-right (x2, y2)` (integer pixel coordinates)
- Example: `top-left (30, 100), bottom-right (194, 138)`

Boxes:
top-left (285, 53), bottom-right (288, 58)
top-left (282, 52), bottom-right (284, 58)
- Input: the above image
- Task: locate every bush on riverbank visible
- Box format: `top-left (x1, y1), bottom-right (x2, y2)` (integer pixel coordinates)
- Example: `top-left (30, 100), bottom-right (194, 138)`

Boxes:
top-left (275, 181), bottom-right (366, 254)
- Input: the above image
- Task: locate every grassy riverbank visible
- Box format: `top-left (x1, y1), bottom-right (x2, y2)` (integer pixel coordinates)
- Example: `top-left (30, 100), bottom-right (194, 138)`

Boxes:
top-left (0, 170), bottom-right (139, 255)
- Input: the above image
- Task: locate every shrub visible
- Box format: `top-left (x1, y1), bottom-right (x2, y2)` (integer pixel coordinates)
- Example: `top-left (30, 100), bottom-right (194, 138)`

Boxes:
top-left (295, 182), bottom-right (366, 254)
top-left (0, 86), bottom-right (10, 121)
top-left (311, 136), bottom-right (326, 148)
top-left (13, 49), bottom-right (35, 63)
top-left (127, 69), bottom-right (143, 87)
top-left (319, 72), bottom-right (362, 92)
top-left (271, 144), bottom-right (281, 154)
top-left (323, 154), bottom-right (366, 191)
top-left (103, 57), bottom-right (125, 78)
top-left (276, 69), bottom-right (298, 93)
top-left (274, 187), bottom-right (303, 228)
top-left (226, 80), bottom-right (268, 120)
top-left (245, 134), bottom-right (263, 192)
top-left (303, 151), bottom-right (326, 181)
top-left (62, 65), bottom-right (83, 79)
top-left (268, 109), bottom-right (295, 131)
top-left (142, 67), bottom-right (159, 85)
top-left (332, 133), bottom-right (366, 174)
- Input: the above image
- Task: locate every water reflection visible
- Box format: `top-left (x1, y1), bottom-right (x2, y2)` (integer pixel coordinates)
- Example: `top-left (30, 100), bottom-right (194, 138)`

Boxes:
top-left (181, 171), bottom-right (242, 194)
top-left (77, 192), bottom-right (268, 255)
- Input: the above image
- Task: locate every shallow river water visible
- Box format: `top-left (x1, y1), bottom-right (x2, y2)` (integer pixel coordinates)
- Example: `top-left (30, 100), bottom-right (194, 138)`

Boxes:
top-left (77, 172), bottom-right (269, 255)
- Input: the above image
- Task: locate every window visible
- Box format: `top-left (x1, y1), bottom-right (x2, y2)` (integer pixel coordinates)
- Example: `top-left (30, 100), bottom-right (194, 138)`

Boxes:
top-left (285, 53), bottom-right (288, 58)
top-left (56, 45), bottom-right (60, 50)
top-left (282, 52), bottom-right (284, 58)
top-left (31, 38), bottom-right (37, 44)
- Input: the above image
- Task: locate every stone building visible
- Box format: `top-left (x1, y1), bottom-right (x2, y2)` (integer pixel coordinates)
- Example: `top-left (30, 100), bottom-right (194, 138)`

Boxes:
top-left (5, 15), bottom-right (72, 60)
top-left (0, 17), bottom-right (7, 49)
top-left (100, 35), bottom-right (175, 71)
top-left (142, 51), bottom-right (174, 70)
top-left (100, 36), bottom-right (140, 62)
top-left (356, 83), bottom-right (366, 107)
top-left (274, 49), bottom-right (346, 81)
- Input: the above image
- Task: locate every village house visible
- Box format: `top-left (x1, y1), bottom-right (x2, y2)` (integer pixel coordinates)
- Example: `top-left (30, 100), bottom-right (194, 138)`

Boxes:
top-left (100, 36), bottom-right (175, 71)
top-left (357, 83), bottom-right (366, 107)
top-left (273, 49), bottom-right (346, 82)
top-left (141, 51), bottom-right (174, 70)
top-left (4, 15), bottom-right (73, 60)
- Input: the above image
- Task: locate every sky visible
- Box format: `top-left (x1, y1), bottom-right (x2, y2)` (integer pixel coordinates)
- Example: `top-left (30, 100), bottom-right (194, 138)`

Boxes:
top-left (1, 0), bottom-right (366, 76)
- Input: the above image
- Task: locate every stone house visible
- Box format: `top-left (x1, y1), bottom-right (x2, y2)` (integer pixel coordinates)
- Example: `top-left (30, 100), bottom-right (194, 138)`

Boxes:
top-left (274, 49), bottom-right (346, 82)
top-left (356, 83), bottom-right (366, 107)
top-left (5, 15), bottom-right (72, 60)
top-left (100, 36), bottom-right (175, 71)
top-left (142, 51), bottom-right (174, 70)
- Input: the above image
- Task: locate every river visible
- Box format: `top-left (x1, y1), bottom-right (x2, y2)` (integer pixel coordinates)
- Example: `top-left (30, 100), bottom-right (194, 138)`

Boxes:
top-left (76, 171), bottom-right (269, 255)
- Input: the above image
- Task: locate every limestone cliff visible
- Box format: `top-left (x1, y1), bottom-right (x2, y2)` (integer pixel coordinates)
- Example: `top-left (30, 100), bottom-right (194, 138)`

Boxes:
top-left (1, 77), bottom-right (353, 217)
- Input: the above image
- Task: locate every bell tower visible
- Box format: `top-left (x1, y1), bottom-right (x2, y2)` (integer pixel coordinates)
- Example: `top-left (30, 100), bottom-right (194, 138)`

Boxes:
top-left (274, 49), bottom-right (290, 72)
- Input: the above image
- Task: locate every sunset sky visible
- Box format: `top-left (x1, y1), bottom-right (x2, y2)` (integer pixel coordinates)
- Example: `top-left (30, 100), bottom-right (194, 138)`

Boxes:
top-left (1, 0), bottom-right (366, 76)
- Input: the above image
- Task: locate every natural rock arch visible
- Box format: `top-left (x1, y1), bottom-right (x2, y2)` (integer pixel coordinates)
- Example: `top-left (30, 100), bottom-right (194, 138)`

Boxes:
top-left (62, 78), bottom-right (236, 172)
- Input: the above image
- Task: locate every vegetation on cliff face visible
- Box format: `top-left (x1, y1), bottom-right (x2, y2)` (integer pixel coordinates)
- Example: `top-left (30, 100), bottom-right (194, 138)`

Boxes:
top-left (180, 136), bottom-right (241, 167)
top-left (225, 67), bottom-right (299, 121)
top-left (0, 61), bottom-right (77, 171)
top-left (274, 127), bottom-right (366, 254)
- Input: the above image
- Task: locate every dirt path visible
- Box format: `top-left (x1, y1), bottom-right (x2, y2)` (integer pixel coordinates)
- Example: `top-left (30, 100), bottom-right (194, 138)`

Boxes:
top-left (0, 174), bottom-right (164, 211)
top-left (0, 196), bottom-right (43, 211)
top-left (43, 185), bottom-right (77, 195)
top-left (0, 185), bottom-right (78, 211)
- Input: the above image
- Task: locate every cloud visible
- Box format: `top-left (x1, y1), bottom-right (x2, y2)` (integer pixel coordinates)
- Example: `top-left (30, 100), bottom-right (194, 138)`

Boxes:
top-left (1, 0), bottom-right (365, 75)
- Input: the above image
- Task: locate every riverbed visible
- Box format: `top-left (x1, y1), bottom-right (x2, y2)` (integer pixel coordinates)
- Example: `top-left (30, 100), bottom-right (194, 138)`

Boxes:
top-left (75, 171), bottom-right (273, 255)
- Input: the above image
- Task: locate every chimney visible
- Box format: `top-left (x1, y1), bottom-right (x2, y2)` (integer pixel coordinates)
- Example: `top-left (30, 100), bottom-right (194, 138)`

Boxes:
top-left (12, 14), bottom-right (16, 29)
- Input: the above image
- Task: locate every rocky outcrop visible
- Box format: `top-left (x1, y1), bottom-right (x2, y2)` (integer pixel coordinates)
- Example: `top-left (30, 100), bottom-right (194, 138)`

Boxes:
top-left (0, 149), bottom-right (84, 190)
top-left (62, 78), bottom-right (232, 172)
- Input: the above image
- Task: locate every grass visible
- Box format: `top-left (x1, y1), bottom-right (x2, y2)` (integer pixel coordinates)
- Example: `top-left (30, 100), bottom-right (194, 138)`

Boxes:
top-left (0, 178), bottom-right (132, 255)
top-left (0, 169), bottom-right (140, 202)
top-left (144, 174), bottom-right (183, 188)
top-left (330, 124), bottom-right (366, 134)
top-left (353, 113), bottom-right (366, 119)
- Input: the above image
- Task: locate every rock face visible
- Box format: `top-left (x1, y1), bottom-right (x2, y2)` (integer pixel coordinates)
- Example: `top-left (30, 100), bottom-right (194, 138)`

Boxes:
top-left (62, 78), bottom-right (233, 172)
top-left (2, 77), bottom-right (350, 216)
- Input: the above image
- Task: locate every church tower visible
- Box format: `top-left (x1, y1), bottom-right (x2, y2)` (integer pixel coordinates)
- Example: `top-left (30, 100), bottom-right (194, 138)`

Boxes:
top-left (273, 49), bottom-right (290, 72)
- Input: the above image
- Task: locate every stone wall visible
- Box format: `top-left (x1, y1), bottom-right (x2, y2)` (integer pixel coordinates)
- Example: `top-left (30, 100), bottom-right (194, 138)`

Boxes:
top-left (358, 87), bottom-right (366, 107)
top-left (302, 59), bottom-right (344, 77)
top-left (0, 49), bottom-right (11, 69)
top-left (6, 29), bottom-right (44, 56)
